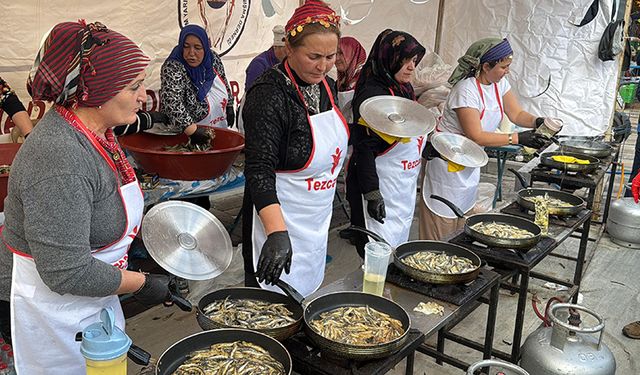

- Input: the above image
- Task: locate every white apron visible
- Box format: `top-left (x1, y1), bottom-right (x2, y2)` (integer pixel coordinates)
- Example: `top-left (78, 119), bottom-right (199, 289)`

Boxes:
top-left (7, 120), bottom-right (144, 375)
top-left (423, 78), bottom-right (503, 218)
top-left (338, 89), bottom-right (355, 124)
top-left (196, 69), bottom-right (230, 128)
top-left (252, 62), bottom-right (349, 297)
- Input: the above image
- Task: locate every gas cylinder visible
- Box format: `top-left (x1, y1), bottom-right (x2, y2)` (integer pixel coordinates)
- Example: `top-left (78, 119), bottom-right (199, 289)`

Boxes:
top-left (467, 359), bottom-right (530, 374)
top-left (520, 303), bottom-right (616, 375)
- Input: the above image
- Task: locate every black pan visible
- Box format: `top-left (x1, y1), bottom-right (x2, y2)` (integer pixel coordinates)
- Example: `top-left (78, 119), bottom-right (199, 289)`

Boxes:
top-left (196, 287), bottom-right (303, 341)
top-left (558, 139), bottom-right (613, 158)
top-left (510, 168), bottom-right (585, 216)
top-left (431, 195), bottom-right (542, 251)
top-left (277, 283), bottom-right (411, 360)
top-left (539, 151), bottom-right (600, 173)
top-left (155, 328), bottom-right (292, 374)
top-left (348, 225), bottom-right (481, 284)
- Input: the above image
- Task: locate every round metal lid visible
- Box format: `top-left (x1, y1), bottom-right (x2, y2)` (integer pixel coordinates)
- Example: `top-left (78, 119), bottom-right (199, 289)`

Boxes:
top-left (359, 95), bottom-right (436, 138)
top-left (141, 201), bottom-right (232, 280)
top-left (431, 132), bottom-right (488, 168)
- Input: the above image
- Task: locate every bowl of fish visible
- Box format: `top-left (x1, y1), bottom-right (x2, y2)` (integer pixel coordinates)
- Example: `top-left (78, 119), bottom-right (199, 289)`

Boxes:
top-left (302, 291), bottom-right (410, 360)
top-left (155, 328), bottom-right (291, 375)
top-left (465, 213), bottom-right (541, 250)
top-left (393, 241), bottom-right (481, 284)
top-left (119, 126), bottom-right (244, 180)
top-left (196, 288), bottom-right (303, 341)
top-left (0, 143), bottom-right (21, 212)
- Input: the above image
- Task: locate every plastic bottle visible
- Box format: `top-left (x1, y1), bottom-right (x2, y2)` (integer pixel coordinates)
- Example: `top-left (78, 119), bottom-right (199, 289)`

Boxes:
top-left (80, 308), bottom-right (131, 375)
top-left (536, 118), bottom-right (563, 138)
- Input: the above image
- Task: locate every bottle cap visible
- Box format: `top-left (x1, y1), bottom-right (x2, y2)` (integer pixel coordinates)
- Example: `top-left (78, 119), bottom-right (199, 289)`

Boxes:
top-left (80, 307), bottom-right (131, 361)
top-left (544, 118), bottom-right (563, 132)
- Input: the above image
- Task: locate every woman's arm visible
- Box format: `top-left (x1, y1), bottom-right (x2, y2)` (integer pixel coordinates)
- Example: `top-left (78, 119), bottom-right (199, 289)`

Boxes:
top-left (457, 107), bottom-right (516, 147)
top-left (2, 93), bottom-right (33, 137)
top-left (503, 91), bottom-right (536, 128)
top-left (160, 60), bottom-right (197, 132)
top-left (116, 270), bottom-right (146, 294)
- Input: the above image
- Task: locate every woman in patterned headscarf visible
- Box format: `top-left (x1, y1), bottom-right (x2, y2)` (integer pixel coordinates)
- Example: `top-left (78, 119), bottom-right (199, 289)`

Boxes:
top-left (335, 36), bottom-right (366, 124)
top-left (0, 20), bottom-right (174, 374)
top-left (241, 0), bottom-right (348, 296)
top-left (421, 38), bottom-right (551, 241)
top-left (346, 29), bottom-right (428, 258)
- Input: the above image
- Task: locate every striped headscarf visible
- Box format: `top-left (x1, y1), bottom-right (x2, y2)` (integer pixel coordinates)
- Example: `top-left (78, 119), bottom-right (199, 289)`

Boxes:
top-left (337, 37), bottom-right (366, 91)
top-left (28, 20), bottom-right (150, 108)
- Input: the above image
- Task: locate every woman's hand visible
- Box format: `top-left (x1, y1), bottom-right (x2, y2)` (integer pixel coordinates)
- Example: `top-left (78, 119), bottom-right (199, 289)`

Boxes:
top-left (516, 130), bottom-right (548, 149)
top-left (256, 231), bottom-right (292, 285)
top-left (132, 274), bottom-right (172, 306)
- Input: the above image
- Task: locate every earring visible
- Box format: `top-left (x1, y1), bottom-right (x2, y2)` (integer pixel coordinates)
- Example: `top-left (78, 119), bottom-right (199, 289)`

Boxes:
top-left (97, 105), bottom-right (102, 109)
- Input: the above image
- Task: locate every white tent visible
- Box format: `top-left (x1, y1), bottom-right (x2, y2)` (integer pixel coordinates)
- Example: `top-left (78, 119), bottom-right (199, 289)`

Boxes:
top-left (0, 0), bottom-right (622, 136)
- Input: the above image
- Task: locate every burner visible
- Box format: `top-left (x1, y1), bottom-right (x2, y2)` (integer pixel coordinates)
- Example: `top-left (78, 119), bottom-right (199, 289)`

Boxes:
top-left (385, 264), bottom-right (494, 306)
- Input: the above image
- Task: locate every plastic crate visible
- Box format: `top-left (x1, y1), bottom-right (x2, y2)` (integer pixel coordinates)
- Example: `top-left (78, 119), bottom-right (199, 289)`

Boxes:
top-left (619, 83), bottom-right (637, 103)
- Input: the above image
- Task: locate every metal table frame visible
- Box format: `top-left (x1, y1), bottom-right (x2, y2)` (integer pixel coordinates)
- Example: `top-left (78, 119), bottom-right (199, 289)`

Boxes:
top-left (448, 207), bottom-right (591, 363)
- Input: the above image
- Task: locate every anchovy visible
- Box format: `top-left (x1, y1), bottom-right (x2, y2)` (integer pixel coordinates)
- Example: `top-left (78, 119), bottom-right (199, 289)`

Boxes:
top-left (204, 297), bottom-right (296, 330)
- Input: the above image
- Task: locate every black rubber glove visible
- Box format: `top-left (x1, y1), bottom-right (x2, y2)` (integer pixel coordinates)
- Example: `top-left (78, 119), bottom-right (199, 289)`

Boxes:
top-left (149, 111), bottom-right (168, 124)
top-left (226, 106), bottom-right (235, 128)
top-left (256, 231), bottom-right (292, 285)
top-left (367, 199), bottom-right (386, 224)
top-left (517, 130), bottom-right (549, 150)
top-left (188, 127), bottom-right (213, 147)
top-left (534, 117), bottom-right (545, 129)
top-left (133, 274), bottom-right (172, 307)
top-left (421, 141), bottom-right (441, 160)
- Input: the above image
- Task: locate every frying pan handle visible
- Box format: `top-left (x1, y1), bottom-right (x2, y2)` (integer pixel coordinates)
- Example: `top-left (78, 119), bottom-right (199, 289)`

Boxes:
top-left (168, 292), bottom-right (193, 312)
top-left (346, 225), bottom-right (391, 246)
top-left (429, 195), bottom-right (464, 218)
top-left (128, 343), bottom-right (151, 366)
top-left (275, 279), bottom-right (305, 306)
top-left (508, 168), bottom-right (529, 188)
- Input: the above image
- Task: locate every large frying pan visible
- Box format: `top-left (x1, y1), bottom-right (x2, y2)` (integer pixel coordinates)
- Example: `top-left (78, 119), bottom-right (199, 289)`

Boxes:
top-left (276, 283), bottom-right (411, 360)
top-left (155, 328), bottom-right (292, 374)
top-left (196, 286), bottom-right (303, 341)
top-left (348, 226), bottom-right (481, 284)
top-left (558, 139), bottom-right (613, 158)
top-left (431, 195), bottom-right (542, 250)
top-left (539, 151), bottom-right (600, 173)
top-left (510, 169), bottom-right (585, 216)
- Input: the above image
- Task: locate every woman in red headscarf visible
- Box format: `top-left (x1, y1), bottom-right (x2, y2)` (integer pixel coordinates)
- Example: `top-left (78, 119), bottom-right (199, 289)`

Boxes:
top-left (241, 0), bottom-right (348, 297)
top-left (335, 36), bottom-right (366, 124)
top-left (0, 21), bottom-right (174, 374)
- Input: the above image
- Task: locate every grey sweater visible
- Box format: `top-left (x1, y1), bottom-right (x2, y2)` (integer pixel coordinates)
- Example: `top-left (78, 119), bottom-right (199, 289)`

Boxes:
top-left (0, 109), bottom-right (126, 301)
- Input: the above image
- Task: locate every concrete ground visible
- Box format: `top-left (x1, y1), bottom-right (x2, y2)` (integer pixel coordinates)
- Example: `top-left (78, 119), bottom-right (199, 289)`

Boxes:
top-left (127, 120), bottom-right (640, 374)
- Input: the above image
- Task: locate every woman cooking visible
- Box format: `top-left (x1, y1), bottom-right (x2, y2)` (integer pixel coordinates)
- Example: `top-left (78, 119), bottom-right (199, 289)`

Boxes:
top-left (346, 29), bottom-right (428, 257)
top-left (421, 38), bottom-right (550, 240)
top-left (160, 24), bottom-right (235, 137)
top-left (0, 21), bottom-right (174, 373)
top-left (241, 0), bottom-right (347, 296)
top-left (335, 36), bottom-right (366, 124)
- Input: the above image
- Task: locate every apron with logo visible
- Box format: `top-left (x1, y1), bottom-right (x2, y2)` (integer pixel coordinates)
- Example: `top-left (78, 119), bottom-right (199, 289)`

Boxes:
top-left (252, 62), bottom-right (349, 297)
top-left (196, 68), bottom-right (230, 128)
top-left (363, 88), bottom-right (426, 247)
top-left (337, 89), bottom-right (355, 124)
top-left (7, 113), bottom-right (143, 374)
top-left (423, 78), bottom-right (503, 218)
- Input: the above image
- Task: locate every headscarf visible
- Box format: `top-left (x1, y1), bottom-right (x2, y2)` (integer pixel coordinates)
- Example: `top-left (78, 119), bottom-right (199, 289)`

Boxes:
top-left (355, 30), bottom-right (426, 100)
top-left (448, 38), bottom-right (512, 86)
top-left (28, 20), bottom-right (150, 107)
top-left (337, 37), bottom-right (366, 91)
top-left (285, 0), bottom-right (340, 38)
top-left (166, 25), bottom-right (215, 102)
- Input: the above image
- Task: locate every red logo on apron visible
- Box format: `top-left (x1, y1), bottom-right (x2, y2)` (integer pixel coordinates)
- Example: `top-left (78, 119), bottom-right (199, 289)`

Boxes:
top-left (417, 136), bottom-right (425, 153)
top-left (331, 147), bottom-right (342, 174)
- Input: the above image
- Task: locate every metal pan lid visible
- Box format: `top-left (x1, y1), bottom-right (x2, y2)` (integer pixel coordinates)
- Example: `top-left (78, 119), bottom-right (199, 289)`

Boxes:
top-left (141, 201), bottom-right (232, 280)
top-left (431, 132), bottom-right (488, 168)
top-left (359, 95), bottom-right (436, 138)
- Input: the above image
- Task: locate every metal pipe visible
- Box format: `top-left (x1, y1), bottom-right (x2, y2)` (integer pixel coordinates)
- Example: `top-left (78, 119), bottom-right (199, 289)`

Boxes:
top-left (433, 0), bottom-right (446, 54)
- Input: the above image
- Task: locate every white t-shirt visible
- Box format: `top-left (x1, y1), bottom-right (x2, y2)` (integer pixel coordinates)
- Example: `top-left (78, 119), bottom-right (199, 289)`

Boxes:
top-left (439, 76), bottom-right (511, 134)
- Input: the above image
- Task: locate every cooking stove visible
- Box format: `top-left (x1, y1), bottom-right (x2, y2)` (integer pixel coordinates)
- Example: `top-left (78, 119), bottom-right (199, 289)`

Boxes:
top-left (385, 264), bottom-right (495, 306)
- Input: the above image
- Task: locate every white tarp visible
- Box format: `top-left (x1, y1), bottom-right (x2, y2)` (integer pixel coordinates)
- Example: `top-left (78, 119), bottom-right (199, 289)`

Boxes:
top-left (0, 0), bottom-right (620, 136)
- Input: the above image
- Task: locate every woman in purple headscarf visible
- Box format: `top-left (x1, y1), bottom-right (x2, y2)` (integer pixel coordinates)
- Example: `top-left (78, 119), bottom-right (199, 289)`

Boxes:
top-left (160, 24), bottom-right (235, 142)
top-left (421, 37), bottom-right (552, 241)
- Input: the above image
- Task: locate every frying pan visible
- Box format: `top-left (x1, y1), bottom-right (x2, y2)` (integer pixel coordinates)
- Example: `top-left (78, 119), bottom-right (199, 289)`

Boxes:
top-left (276, 282), bottom-right (411, 360)
top-left (348, 226), bottom-right (481, 284)
top-left (431, 195), bottom-right (542, 250)
top-left (539, 152), bottom-right (600, 173)
top-left (558, 139), bottom-right (613, 158)
top-left (509, 169), bottom-right (585, 216)
top-left (155, 328), bottom-right (292, 374)
top-left (196, 287), bottom-right (303, 341)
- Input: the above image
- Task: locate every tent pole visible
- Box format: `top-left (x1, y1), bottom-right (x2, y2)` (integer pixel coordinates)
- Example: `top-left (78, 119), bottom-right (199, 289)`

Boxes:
top-left (434, 0), bottom-right (446, 54)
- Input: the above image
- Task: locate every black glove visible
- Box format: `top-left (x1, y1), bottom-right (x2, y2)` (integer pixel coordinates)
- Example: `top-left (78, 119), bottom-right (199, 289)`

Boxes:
top-left (256, 231), bottom-right (292, 285)
top-left (226, 106), bottom-right (235, 128)
top-left (188, 127), bottom-right (213, 147)
top-left (421, 141), bottom-right (441, 160)
top-left (149, 111), bottom-right (168, 124)
top-left (367, 199), bottom-right (386, 224)
top-left (133, 274), bottom-right (172, 307)
top-left (534, 117), bottom-right (545, 129)
top-left (517, 130), bottom-right (549, 150)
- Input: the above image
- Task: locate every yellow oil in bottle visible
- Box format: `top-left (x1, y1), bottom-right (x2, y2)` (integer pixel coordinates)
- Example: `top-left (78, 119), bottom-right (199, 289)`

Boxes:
top-left (362, 273), bottom-right (385, 296)
top-left (85, 354), bottom-right (127, 375)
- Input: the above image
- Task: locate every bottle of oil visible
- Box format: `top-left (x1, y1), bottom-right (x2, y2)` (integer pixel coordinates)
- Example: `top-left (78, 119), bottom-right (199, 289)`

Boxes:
top-left (80, 307), bottom-right (131, 375)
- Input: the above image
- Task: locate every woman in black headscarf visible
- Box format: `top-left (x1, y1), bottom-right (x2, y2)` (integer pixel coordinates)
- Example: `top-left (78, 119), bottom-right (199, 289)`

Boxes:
top-left (346, 29), bottom-right (427, 258)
